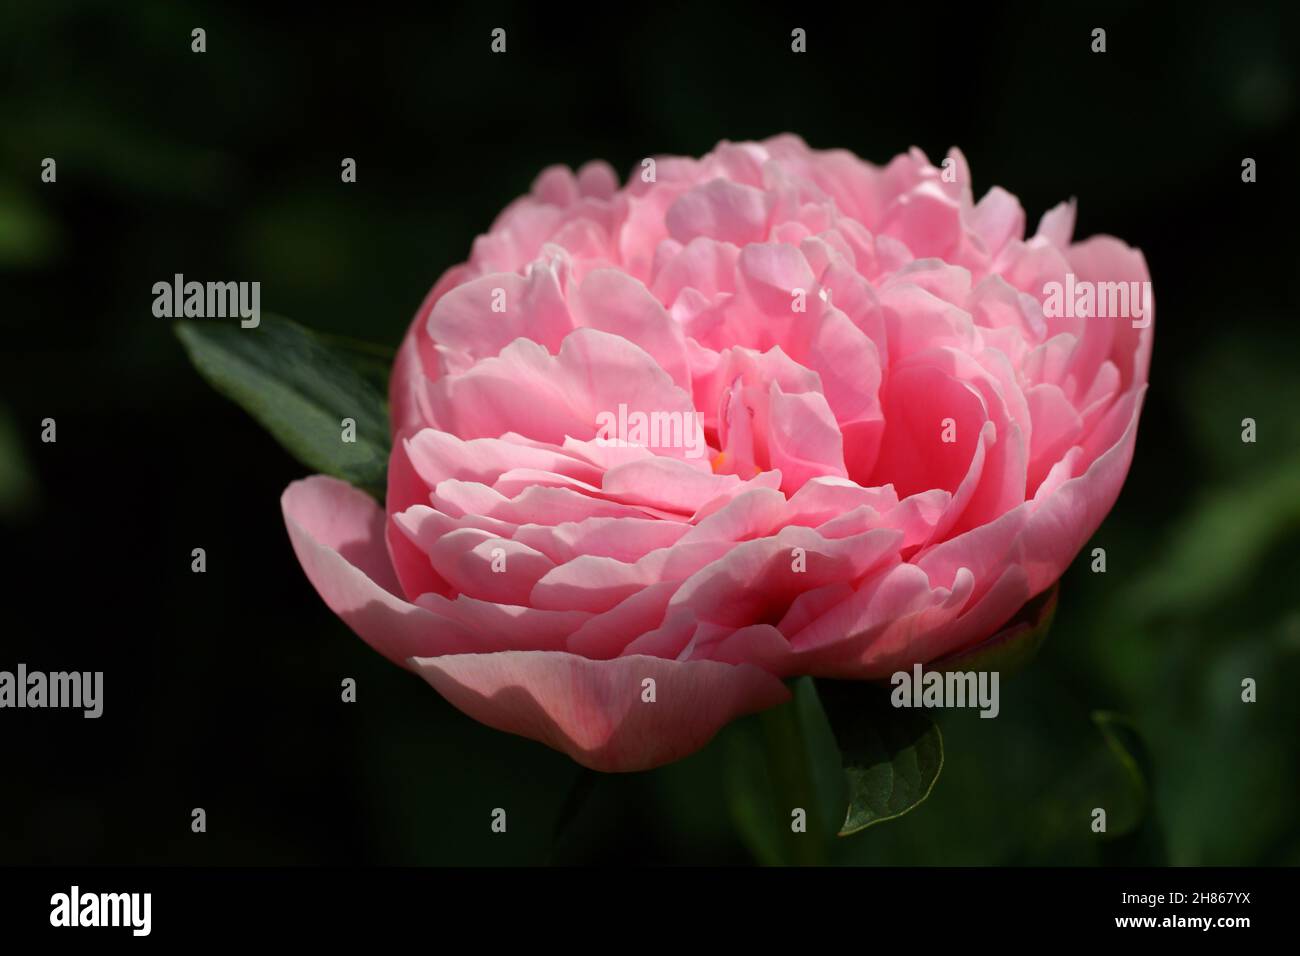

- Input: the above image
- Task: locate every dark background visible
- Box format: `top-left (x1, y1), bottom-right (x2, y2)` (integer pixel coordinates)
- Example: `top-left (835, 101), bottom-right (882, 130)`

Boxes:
top-left (2, 0), bottom-right (1298, 865)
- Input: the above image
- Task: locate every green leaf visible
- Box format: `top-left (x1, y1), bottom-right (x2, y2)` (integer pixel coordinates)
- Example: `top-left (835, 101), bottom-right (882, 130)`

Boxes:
top-left (725, 678), bottom-right (847, 864)
top-left (312, 329), bottom-right (396, 393)
top-left (934, 583), bottom-right (1059, 677)
top-left (1090, 710), bottom-right (1150, 836)
top-left (175, 315), bottom-right (391, 491)
top-left (724, 721), bottom-right (793, 866)
top-left (816, 679), bottom-right (944, 836)
top-left (1017, 709), bottom-right (1155, 857)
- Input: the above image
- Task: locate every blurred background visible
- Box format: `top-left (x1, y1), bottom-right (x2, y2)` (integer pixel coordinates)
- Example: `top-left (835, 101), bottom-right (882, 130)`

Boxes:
top-left (1, 0), bottom-right (1297, 865)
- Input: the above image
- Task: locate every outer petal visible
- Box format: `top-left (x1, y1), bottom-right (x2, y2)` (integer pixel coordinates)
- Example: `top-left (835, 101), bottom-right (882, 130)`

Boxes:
top-left (407, 651), bottom-right (790, 772)
top-left (282, 476), bottom-right (467, 664)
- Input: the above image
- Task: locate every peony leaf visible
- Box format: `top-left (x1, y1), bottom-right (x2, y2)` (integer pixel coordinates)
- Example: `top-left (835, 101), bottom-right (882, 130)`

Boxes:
top-left (1089, 710), bottom-right (1150, 837)
top-left (1013, 709), bottom-right (1157, 859)
top-left (175, 315), bottom-right (390, 491)
top-left (312, 329), bottom-right (396, 393)
top-left (816, 679), bottom-right (944, 836)
top-left (725, 677), bottom-right (846, 864)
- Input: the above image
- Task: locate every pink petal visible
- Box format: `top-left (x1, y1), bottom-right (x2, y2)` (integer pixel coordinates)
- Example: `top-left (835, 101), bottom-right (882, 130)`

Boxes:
top-left (737, 242), bottom-right (816, 315)
top-left (666, 178), bottom-right (771, 246)
top-left (407, 651), bottom-right (790, 771)
top-left (282, 476), bottom-right (467, 664)
top-left (426, 262), bottom-right (573, 365)
top-left (572, 268), bottom-right (690, 389)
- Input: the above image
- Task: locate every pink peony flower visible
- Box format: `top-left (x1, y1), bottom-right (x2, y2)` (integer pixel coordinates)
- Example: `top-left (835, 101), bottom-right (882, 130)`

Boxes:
top-left (282, 135), bottom-right (1152, 771)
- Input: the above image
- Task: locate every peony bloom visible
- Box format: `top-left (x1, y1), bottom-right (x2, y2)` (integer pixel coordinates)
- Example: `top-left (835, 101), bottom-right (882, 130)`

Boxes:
top-left (282, 135), bottom-right (1152, 771)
